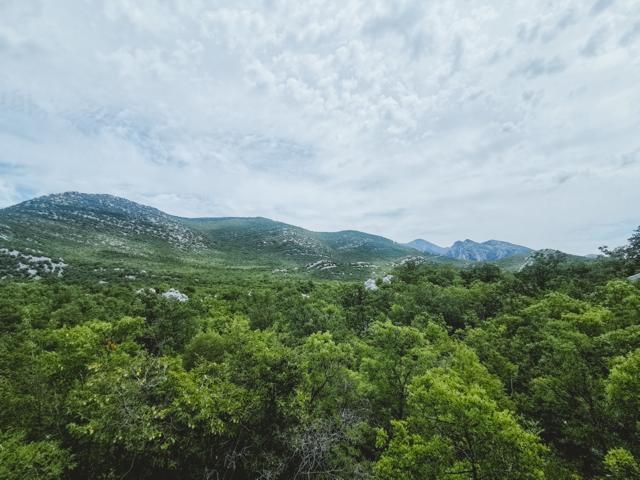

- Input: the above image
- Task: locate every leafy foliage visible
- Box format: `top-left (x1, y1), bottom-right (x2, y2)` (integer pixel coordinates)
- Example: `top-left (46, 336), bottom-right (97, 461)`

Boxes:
top-left (0, 225), bottom-right (639, 478)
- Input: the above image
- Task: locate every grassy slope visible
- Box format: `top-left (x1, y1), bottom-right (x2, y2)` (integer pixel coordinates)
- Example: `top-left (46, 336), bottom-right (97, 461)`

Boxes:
top-left (0, 193), bottom-right (449, 281)
top-left (4, 192), bottom-right (591, 282)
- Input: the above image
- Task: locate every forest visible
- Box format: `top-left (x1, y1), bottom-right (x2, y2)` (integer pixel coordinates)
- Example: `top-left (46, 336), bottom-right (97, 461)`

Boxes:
top-left (1, 228), bottom-right (640, 480)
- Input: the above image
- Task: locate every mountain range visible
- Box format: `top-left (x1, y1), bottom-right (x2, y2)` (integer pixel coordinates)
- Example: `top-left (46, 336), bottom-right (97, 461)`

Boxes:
top-left (0, 192), bottom-right (550, 280)
top-left (404, 238), bottom-right (532, 261)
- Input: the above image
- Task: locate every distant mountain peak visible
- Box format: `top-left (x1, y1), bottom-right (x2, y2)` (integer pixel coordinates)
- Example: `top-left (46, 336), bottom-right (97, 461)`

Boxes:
top-left (404, 239), bottom-right (449, 256)
top-left (447, 238), bottom-right (531, 261)
top-left (405, 237), bottom-right (532, 261)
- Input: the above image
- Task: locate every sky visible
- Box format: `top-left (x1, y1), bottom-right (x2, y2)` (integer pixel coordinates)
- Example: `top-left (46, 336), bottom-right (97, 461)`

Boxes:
top-left (0, 0), bottom-right (639, 254)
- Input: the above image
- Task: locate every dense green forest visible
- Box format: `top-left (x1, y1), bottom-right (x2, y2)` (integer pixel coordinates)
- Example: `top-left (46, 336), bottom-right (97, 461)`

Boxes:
top-left (1, 228), bottom-right (639, 479)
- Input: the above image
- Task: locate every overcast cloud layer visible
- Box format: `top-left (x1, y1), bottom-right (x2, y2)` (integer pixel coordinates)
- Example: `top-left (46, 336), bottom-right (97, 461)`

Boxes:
top-left (1, 0), bottom-right (639, 254)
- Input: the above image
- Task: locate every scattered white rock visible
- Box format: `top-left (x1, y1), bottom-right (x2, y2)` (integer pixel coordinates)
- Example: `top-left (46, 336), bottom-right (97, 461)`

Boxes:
top-left (136, 287), bottom-right (157, 295)
top-left (395, 256), bottom-right (427, 266)
top-left (306, 259), bottom-right (337, 270)
top-left (1, 248), bottom-right (67, 277)
top-left (382, 274), bottom-right (394, 284)
top-left (364, 278), bottom-right (379, 291)
top-left (350, 261), bottom-right (373, 268)
top-left (162, 288), bottom-right (189, 302)
top-left (628, 273), bottom-right (640, 282)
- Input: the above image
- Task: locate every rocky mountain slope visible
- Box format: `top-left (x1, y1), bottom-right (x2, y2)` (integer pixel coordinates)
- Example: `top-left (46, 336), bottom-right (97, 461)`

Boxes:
top-left (0, 192), bottom-right (429, 279)
top-left (447, 239), bottom-right (532, 261)
top-left (405, 238), bottom-right (532, 261)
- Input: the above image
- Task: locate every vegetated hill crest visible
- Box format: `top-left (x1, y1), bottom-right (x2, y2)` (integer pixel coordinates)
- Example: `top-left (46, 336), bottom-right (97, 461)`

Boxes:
top-left (1, 192), bottom-right (565, 280)
top-left (0, 192), bottom-right (439, 278)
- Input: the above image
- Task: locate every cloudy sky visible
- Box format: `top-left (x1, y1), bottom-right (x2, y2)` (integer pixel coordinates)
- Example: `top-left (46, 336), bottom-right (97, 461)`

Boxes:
top-left (1, 0), bottom-right (639, 254)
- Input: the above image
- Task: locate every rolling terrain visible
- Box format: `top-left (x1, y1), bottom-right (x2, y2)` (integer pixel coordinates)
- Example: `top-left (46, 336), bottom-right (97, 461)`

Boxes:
top-left (0, 192), bottom-right (586, 281)
top-left (404, 237), bottom-right (532, 261)
top-left (0, 192), bottom-right (436, 280)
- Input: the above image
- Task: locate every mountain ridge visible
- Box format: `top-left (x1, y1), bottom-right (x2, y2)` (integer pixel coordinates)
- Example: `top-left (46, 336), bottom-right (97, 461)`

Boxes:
top-left (3, 193), bottom-right (532, 257)
top-left (0, 192), bottom-right (557, 280)
top-left (404, 237), bottom-right (532, 261)
top-left (404, 238), bottom-right (449, 256)
top-left (0, 192), bottom-right (436, 279)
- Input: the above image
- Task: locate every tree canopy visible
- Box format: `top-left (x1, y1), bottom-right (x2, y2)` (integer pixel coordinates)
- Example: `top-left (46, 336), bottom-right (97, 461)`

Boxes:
top-left (1, 227), bottom-right (639, 479)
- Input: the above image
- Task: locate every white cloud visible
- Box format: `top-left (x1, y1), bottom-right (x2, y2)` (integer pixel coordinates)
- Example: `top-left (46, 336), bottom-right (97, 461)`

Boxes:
top-left (0, 0), bottom-right (639, 254)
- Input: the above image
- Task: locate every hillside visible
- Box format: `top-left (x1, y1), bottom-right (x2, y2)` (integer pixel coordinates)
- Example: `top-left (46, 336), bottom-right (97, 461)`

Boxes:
top-left (405, 237), bottom-right (532, 261)
top-left (0, 192), bottom-right (431, 280)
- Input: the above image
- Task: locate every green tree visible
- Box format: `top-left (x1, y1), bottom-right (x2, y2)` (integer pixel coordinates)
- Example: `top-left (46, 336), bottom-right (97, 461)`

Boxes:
top-left (295, 332), bottom-right (356, 415)
top-left (66, 352), bottom-right (181, 478)
top-left (606, 348), bottom-right (640, 448)
top-left (600, 225), bottom-right (640, 274)
top-left (0, 431), bottom-right (73, 480)
top-left (360, 321), bottom-right (430, 423)
top-left (603, 447), bottom-right (640, 480)
top-left (377, 369), bottom-right (547, 480)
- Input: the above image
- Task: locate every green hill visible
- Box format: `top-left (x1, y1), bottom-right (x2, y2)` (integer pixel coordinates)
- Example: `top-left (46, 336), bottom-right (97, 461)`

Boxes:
top-left (0, 192), bottom-right (438, 280)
